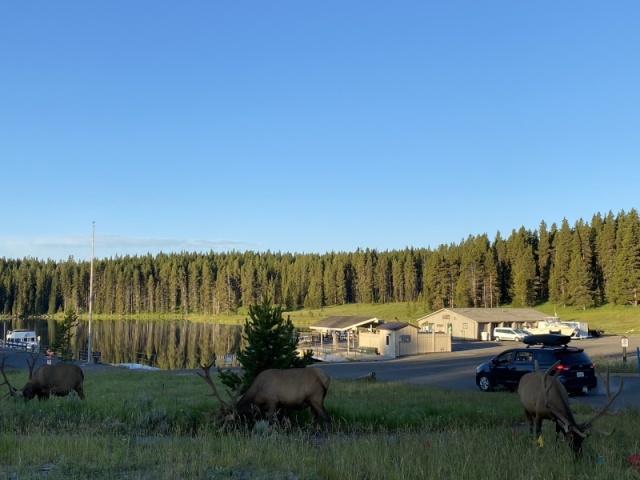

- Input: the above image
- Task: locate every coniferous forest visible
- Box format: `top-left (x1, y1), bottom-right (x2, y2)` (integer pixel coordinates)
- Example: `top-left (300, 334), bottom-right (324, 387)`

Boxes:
top-left (1, 210), bottom-right (639, 318)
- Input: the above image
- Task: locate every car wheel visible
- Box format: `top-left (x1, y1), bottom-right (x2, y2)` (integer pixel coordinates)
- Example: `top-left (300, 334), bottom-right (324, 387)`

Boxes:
top-left (478, 374), bottom-right (493, 392)
top-left (495, 337), bottom-right (501, 342)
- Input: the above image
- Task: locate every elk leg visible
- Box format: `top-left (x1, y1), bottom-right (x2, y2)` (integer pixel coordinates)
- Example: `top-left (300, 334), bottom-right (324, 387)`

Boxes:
top-left (523, 410), bottom-right (534, 434)
top-left (266, 403), bottom-right (279, 425)
top-left (309, 400), bottom-right (331, 425)
top-left (554, 420), bottom-right (564, 443)
top-left (534, 416), bottom-right (543, 437)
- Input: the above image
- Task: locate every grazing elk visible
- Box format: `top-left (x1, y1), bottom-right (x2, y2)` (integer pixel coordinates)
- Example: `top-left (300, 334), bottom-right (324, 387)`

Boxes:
top-left (517, 360), bottom-right (622, 455)
top-left (198, 362), bottom-right (331, 427)
top-left (0, 354), bottom-right (85, 400)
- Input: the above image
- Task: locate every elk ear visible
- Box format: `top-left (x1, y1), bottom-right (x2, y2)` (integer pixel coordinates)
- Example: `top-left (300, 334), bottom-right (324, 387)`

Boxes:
top-left (542, 360), bottom-right (562, 394)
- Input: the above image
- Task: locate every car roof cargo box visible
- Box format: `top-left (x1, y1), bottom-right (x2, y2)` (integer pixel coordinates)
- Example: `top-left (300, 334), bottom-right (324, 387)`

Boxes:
top-left (524, 333), bottom-right (571, 347)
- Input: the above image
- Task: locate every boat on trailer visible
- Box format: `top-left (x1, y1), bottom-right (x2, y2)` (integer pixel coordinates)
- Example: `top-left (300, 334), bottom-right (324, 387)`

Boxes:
top-left (525, 317), bottom-right (590, 339)
top-left (3, 330), bottom-right (40, 352)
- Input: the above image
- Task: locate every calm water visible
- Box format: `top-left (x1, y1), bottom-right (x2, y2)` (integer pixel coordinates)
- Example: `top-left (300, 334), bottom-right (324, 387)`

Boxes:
top-left (1, 318), bottom-right (243, 370)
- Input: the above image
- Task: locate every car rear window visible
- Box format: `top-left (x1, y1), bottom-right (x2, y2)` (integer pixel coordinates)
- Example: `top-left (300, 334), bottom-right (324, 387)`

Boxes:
top-left (533, 350), bottom-right (556, 364)
top-left (557, 350), bottom-right (592, 366)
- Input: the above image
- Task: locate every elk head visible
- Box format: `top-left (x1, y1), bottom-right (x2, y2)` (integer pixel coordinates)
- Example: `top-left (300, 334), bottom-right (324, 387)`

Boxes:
top-left (0, 353), bottom-right (39, 399)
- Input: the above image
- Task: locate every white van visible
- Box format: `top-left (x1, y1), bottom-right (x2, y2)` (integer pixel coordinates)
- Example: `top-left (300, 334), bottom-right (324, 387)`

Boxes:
top-left (493, 327), bottom-right (528, 342)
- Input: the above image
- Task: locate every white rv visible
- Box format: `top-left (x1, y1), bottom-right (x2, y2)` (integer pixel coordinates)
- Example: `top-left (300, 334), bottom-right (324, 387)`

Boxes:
top-left (4, 330), bottom-right (40, 352)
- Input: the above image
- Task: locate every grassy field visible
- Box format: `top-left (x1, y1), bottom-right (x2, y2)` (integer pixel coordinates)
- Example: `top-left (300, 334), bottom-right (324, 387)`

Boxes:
top-left (0, 366), bottom-right (639, 479)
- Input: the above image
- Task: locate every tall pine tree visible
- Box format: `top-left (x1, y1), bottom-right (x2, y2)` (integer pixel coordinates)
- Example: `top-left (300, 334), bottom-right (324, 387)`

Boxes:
top-left (219, 297), bottom-right (314, 392)
top-left (567, 222), bottom-right (593, 309)
top-left (610, 210), bottom-right (640, 306)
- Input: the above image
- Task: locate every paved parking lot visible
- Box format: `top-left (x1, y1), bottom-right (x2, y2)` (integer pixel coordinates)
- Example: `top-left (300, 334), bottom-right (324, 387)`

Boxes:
top-left (316, 334), bottom-right (640, 409)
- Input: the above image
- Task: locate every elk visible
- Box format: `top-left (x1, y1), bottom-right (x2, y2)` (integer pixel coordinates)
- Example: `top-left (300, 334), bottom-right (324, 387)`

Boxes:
top-left (198, 362), bottom-right (331, 427)
top-left (0, 353), bottom-right (85, 400)
top-left (517, 360), bottom-right (623, 454)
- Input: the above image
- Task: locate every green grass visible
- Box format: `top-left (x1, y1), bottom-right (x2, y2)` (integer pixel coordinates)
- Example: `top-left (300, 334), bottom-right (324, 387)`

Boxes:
top-left (0, 367), bottom-right (639, 479)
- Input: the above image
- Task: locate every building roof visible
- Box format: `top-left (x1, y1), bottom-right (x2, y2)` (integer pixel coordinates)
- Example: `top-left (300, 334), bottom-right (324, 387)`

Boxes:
top-left (377, 322), bottom-right (417, 331)
top-left (417, 308), bottom-right (548, 325)
top-left (309, 315), bottom-right (383, 331)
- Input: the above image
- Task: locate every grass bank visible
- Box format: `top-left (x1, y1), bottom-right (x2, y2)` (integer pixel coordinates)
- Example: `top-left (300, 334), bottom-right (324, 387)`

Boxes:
top-left (0, 367), bottom-right (638, 479)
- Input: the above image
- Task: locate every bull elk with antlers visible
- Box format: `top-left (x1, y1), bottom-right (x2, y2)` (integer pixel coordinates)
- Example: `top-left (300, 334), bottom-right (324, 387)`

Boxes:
top-left (0, 353), bottom-right (85, 400)
top-left (517, 360), bottom-right (623, 455)
top-left (198, 361), bottom-right (331, 427)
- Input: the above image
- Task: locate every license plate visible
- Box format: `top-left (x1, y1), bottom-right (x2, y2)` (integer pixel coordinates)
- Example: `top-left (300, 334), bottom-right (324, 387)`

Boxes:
top-left (577, 371), bottom-right (584, 377)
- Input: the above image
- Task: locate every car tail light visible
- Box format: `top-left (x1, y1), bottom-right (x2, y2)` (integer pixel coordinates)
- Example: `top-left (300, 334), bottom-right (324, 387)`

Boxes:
top-left (555, 364), bottom-right (568, 371)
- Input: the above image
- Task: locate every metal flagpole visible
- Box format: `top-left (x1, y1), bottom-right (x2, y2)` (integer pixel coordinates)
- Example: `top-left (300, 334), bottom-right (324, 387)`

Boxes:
top-left (88, 221), bottom-right (95, 363)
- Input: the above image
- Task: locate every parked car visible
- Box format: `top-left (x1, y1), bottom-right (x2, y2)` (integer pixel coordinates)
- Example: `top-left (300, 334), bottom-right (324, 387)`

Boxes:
top-left (493, 327), bottom-right (529, 342)
top-left (475, 334), bottom-right (597, 395)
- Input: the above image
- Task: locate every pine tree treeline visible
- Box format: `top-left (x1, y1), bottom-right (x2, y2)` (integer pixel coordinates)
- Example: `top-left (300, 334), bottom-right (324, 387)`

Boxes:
top-left (1, 210), bottom-right (639, 317)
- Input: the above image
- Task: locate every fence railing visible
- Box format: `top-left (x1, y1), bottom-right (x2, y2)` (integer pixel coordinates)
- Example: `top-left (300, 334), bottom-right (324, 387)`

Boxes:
top-left (1, 340), bottom-right (40, 352)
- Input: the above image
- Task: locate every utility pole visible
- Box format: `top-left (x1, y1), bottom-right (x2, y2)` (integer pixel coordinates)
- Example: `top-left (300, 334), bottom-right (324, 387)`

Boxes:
top-left (87, 221), bottom-right (95, 363)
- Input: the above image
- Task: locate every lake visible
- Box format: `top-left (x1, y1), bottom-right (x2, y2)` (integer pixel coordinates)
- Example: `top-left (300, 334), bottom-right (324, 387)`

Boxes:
top-left (1, 317), bottom-right (244, 370)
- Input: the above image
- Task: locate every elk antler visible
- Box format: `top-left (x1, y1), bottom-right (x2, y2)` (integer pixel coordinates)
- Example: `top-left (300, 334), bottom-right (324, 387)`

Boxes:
top-left (196, 359), bottom-right (243, 428)
top-left (197, 359), bottom-right (226, 404)
top-left (196, 359), bottom-right (239, 412)
top-left (583, 367), bottom-right (623, 430)
top-left (26, 352), bottom-right (39, 379)
top-left (0, 354), bottom-right (18, 398)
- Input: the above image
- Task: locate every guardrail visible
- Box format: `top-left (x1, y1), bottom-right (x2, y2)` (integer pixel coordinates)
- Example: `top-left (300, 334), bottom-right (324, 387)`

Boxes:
top-left (1, 341), bottom-right (40, 352)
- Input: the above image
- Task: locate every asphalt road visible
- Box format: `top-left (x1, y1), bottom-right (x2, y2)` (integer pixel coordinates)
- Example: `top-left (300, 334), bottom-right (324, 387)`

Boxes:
top-left (313, 335), bottom-right (640, 410)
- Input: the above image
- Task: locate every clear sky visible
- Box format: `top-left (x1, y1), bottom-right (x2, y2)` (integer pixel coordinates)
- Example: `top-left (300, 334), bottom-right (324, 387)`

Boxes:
top-left (1, 2), bottom-right (638, 262)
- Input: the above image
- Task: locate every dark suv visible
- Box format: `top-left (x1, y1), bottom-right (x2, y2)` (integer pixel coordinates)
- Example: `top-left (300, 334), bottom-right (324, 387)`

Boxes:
top-left (475, 334), bottom-right (597, 395)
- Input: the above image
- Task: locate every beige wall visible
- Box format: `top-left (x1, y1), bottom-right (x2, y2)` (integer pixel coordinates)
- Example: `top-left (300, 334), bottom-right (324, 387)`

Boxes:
top-left (419, 311), bottom-right (480, 340)
top-left (359, 328), bottom-right (451, 356)
top-left (416, 332), bottom-right (452, 353)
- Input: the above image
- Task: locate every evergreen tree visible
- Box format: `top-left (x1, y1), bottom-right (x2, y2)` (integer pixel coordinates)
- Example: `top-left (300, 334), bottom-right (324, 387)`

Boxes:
top-left (218, 297), bottom-right (314, 392)
top-left (51, 307), bottom-right (78, 362)
top-left (303, 256), bottom-right (324, 309)
top-left (505, 227), bottom-right (537, 307)
top-left (549, 219), bottom-right (572, 306)
top-left (493, 232), bottom-right (510, 305)
top-left (567, 223), bottom-right (594, 309)
top-left (483, 247), bottom-right (500, 308)
top-left (610, 209), bottom-right (640, 306)
top-left (391, 256), bottom-right (405, 302)
top-left (403, 249), bottom-right (419, 302)
top-left (537, 220), bottom-right (552, 302)
top-left (373, 254), bottom-right (392, 304)
top-left (593, 211), bottom-right (616, 305)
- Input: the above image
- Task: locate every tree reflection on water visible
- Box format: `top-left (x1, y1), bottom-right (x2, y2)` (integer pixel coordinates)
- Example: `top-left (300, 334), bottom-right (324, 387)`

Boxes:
top-left (2, 318), bottom-right (244, 370)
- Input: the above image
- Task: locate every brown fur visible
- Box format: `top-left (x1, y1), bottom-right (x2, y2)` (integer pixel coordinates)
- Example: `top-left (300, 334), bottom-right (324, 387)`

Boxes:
top-left (517, 361), bottom-right (622, 455)
top-left (517, 364), bottom-right (582, 450)
top-left (22, 364), bottom-right (85, 400)
top-left (236, 367), bottom-right (331, 424)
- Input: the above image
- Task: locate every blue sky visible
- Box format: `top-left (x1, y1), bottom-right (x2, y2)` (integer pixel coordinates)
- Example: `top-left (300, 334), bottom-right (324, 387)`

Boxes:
top-left (1, 2), bottom-right (638, 262)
